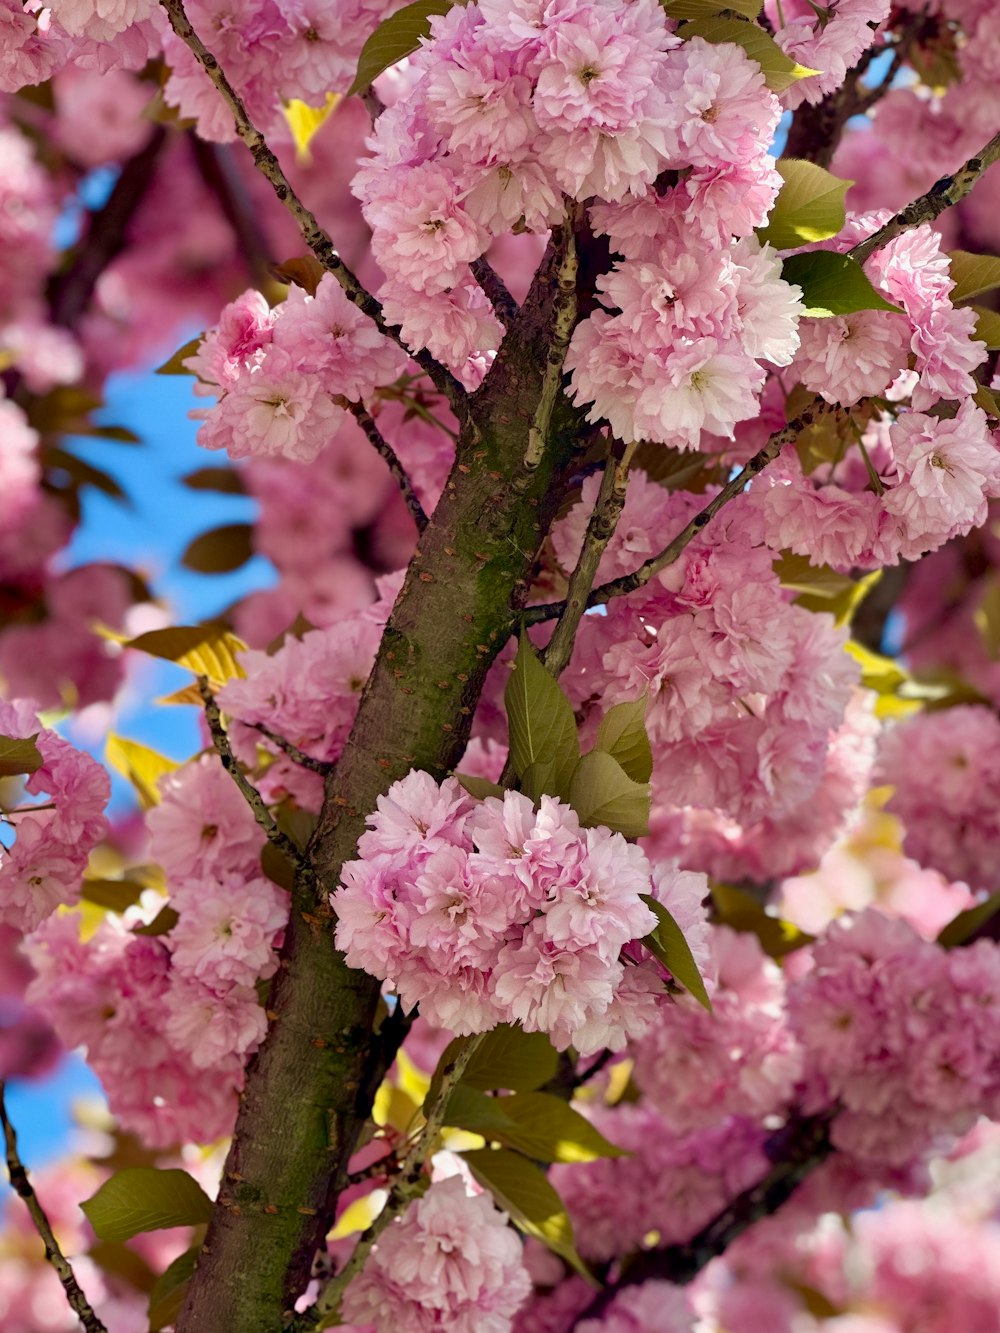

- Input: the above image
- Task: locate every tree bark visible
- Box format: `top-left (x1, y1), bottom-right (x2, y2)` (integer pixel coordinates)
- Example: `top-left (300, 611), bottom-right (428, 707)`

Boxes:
top-left (176, 234), bottom-right (591, 1331)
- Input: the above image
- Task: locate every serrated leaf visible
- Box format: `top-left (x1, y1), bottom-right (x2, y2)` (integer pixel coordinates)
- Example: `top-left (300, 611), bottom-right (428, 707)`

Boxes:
top-left (155, 335), bottom-right (202, 376)
top-left (937, 892), bottom-right (1000, 948)
top-left (504, 636), bottom-right (579, 793)
top-left (454, 773), bottom-right (505, 800)
top-left (676, 15), bottom-right (819, 92)
top-left (181, 523), bottom-right (254, 575)
top-left (149, 1244), bottom-right (200, 1332)
top-left (759, 159), bottom-right (851, 250)
top-left (122, 625), bottom-right (247, 686)
top-left (81, 878), bottom-right (144, 913)
top-left (105, 735), bottom-right (179, 810)
top-left (947, 250), bottom-right (1000, 304)
top-left (0, 733), bottom-right (43, 779)
top-left (181, 466), bottom-right (245, 495)
top-left (282, 93), bottom-right (340, 161)
top-left (640, 894), bottom-right (712, 1011)
top-left (664, 0), bottom-right (761, 16)
top-left (593, 699), bottom-right (653, 784)
top-left (348, 0), bottom-right (456, 97)
top-left (710, 882), bottom-right (814, 958)
top-left (451, 1025), bottom-right (559, 1094)
top-left (81, 1168), bottom-right (213, 1243)
top-left (567, 749), bottom-right (650, 839)
top-left (446, 1087), bottom-right (625, 1162)
top-left (972, 305), bottom-right (1000, 351)
top-left (461, 1148), bottom-right (594, 1280)
top-left (782, 251), bottom-right (903, 317)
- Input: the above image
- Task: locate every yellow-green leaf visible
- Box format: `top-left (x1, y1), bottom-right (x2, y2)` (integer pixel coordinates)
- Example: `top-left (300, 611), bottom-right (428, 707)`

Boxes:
top-left (846, 640), bottom-right (909, 694)
top-left (348, 0), bottom-right (457, 97)
top-left (640, 894), bottom-right (712, 1011)
top-left (567, 749), bottom-right (650, 839)
top-left (81, 878), bottom-right (145, 913)
top-left (0, 733), bottom-right (42, 779)
top-left (759, 159), bottom-right (851, 250)
top-left (782, 251), bottom-right (903, 317)
top-left (774, 552), bottom-right (880, 625)
top-left (181, 524), bottom-right (254, 575)
top-left (972, 305), bottom-right (1000, 351)
top-left (664, 0), bottom-right (762, 16)
top-left (282, 93), bottom-right (340, 160)
top-left (123, 625), bottom-right (248, 686)
top-left (937, 892), bottom-right (1000, 949)
top-left (593, 698), bottom-right (653, 784)
top-left (454, 773), bottom-right (505, 800)
top-left (105, 735), bottom-right (180, 809)
top-left (505, 635), bottom-right (579, 794)
top-left (155, 335), bottom-right (202, 376)
top-left (149, 1245), bottom-right (200, 1332)
top-left (445, 1087), bottom-right (626, 1162)
top-left (430, 1027), bottom-right (559, 1107)
top-left (677, 15), bottom-right (819, 93)
top-left (947, 250), bottom-right (1000, 303)
top-left (81, 1169), bottom-right (213, 1243)
top-left (710, 882), bottom-right (814, 958)
top-left (462, 1148), bottom-right (594, 1281)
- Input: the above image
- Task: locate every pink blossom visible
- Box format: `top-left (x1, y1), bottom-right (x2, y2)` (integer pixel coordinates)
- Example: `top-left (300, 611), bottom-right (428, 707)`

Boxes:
top-left (365, 162), bottom-right (487, 295)
top-left (146, 754), bottom-right (265, 885)
top-left (659, 37), bottom-right (782, 170)
top-left (167, 872), bottom-right (287, 989)
top-left (795, 310), bottom-right (911, 406)
top-left (577, 1282), bottom-right (695, 1333)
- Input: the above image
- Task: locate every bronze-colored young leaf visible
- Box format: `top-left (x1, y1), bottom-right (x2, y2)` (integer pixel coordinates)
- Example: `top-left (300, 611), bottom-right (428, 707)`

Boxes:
top-left (181, 523), bottom-right (255, 575)
top-left (0, 733), bottom-right (43, 779)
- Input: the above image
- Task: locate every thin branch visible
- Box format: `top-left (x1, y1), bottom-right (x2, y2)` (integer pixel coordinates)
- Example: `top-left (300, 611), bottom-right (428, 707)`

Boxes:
top-left (157, 0), bottom-right (466, 410)
top-left (338, 398), bottom-right (428, 532)
top-left (198, 677), bottom-right (308, 868)
top-left (189, 137), bottom-right (274, 288)
top-left (471, 256), bottom-right (520, 327)
top-left (524, 403), bottom-right (840, 625)
top-left (293, 1034), bottom-right (486, 1331)
top-left (249, 723), bottom-right (332, 775)
top-left (541, 438), bottom-right (637, 676)
top-left (849, 128), bottom-right (1000, 264)
top-left (0, 1083), bottom-right (108, 1333)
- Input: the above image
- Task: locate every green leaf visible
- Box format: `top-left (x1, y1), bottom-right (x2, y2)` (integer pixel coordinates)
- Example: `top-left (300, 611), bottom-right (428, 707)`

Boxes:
top-left (947, 250), bottom-right (1000, 303)
top-left (181, 466), bottom-right (246, 495)
top-left (676, 15), bottom-right (819, 92)
top-left (937, 892), bottom-right (1000, 948)
top-left (122, 625), bottom-right (248, 686)
top-left (81, 1168), bottom-right (213, 1243)
top-left (504, 635), bottom-right (579, 793)
top-left (781, 251), bottom-right (903, 317)
top-left (972, 305), bottom-right (1000, 351)
top-left (155, 335), bottom-right (202, 376)
top-left (631, 442), bottom-right (724, 493)
top-left (759, 159), bottom-right (851, 250)
top-left (461, 1148), bottom-right (594, 1281)
top-left (133, 905), bottom-right (180, 937)
top-left (81, 878), bottom-right (145, 913)
top-left (567, 750), bottom-right (650, 839)
top-left (445, 1087), bottom-right (625, 1163)
top-left (663, 0), bottom-right (762, 16)
top-left (454, 773), bottom-right (505, 800)
top-left (640, 894), bottom-right (712, 1012)
top-left (593, 698), bottom-right (653, 784)
top-left (710, 882), bottom-right (814, 958)
top-left (975, 384), bottom-right (1000, 420)
top-left (975, 577), bottom-right (1000, 662)
top-left (149, 1245), bottom-right (200, 1332)
top-left (773, 552), bottom-right (881, 626)
top-left (348, 0), bottom-right (457, 96)
top-left (181, 524), bottom-right (255, 575)
top-left (460, 1024), bottom-right (559, 1092)
top-left (105, 735), bottom-right (179, 810)
top-left (0, 733), bottom-right (43, 779)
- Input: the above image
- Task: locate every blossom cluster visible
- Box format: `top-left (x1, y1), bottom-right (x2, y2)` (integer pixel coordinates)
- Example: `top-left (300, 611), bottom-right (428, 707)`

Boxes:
top-left (187, 280), bottom-right (407, 464)
top-left (25, 755), bottom-right (283, 1145)
top-left (342, 1176), bottom-right (532, 1333)
top-left (0, 698), bottom-right (109, 932)
top-left (333, 769), bottom-right (708, 1051)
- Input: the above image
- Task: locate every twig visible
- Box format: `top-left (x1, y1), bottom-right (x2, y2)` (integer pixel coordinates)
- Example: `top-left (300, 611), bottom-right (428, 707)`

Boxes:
top-left (849, 128), bottom-right (1000, 264)
top-left (521, 203), bottom-right (582, 473)
top-left (471, 256), bottom-right (520, 326)
top-left (198, 677), bottom-right (307, 868)
top-left (157, 0), bottom-right (465, 411)
top-left (542, 439), bottom-right (637, 677)
top-left (249, 723), bottom-right (332, 775)
top-left (338, 398), bottom-right (428, 531)
top-left (190, 137), bottom-right (274, 288)
top-left (0, 1083), bottom-right (108, 1333)
top-left (293, 1034), bottom-right (485, 1331)
top-left (524, 403), bottom-right (839, 625)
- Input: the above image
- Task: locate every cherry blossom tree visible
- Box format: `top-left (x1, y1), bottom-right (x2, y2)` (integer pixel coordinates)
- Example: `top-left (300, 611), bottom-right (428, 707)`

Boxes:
top-left (4, 1), bottom-right (1000, 1331)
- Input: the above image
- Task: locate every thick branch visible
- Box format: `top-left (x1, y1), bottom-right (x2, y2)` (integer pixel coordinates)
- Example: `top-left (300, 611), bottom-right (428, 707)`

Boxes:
top-left (339, 398), bottom-right (428, 532)
top-left (0, 1083), bottom-right (108, 1333)
top-left (157, 0), bottom-right (465, 409)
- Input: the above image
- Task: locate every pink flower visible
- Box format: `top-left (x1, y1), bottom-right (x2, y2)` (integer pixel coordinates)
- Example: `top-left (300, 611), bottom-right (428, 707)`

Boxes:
top-left (795, 309), bottom-right (911, 406)
top-left (146, 755), bottom-right (265, 886)
top-left (660, 37), bottom-right (782, 170)
top-left (365, 162), bottom-right (487, 295)
top-left (167, 872), bottom-right (287, 989)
